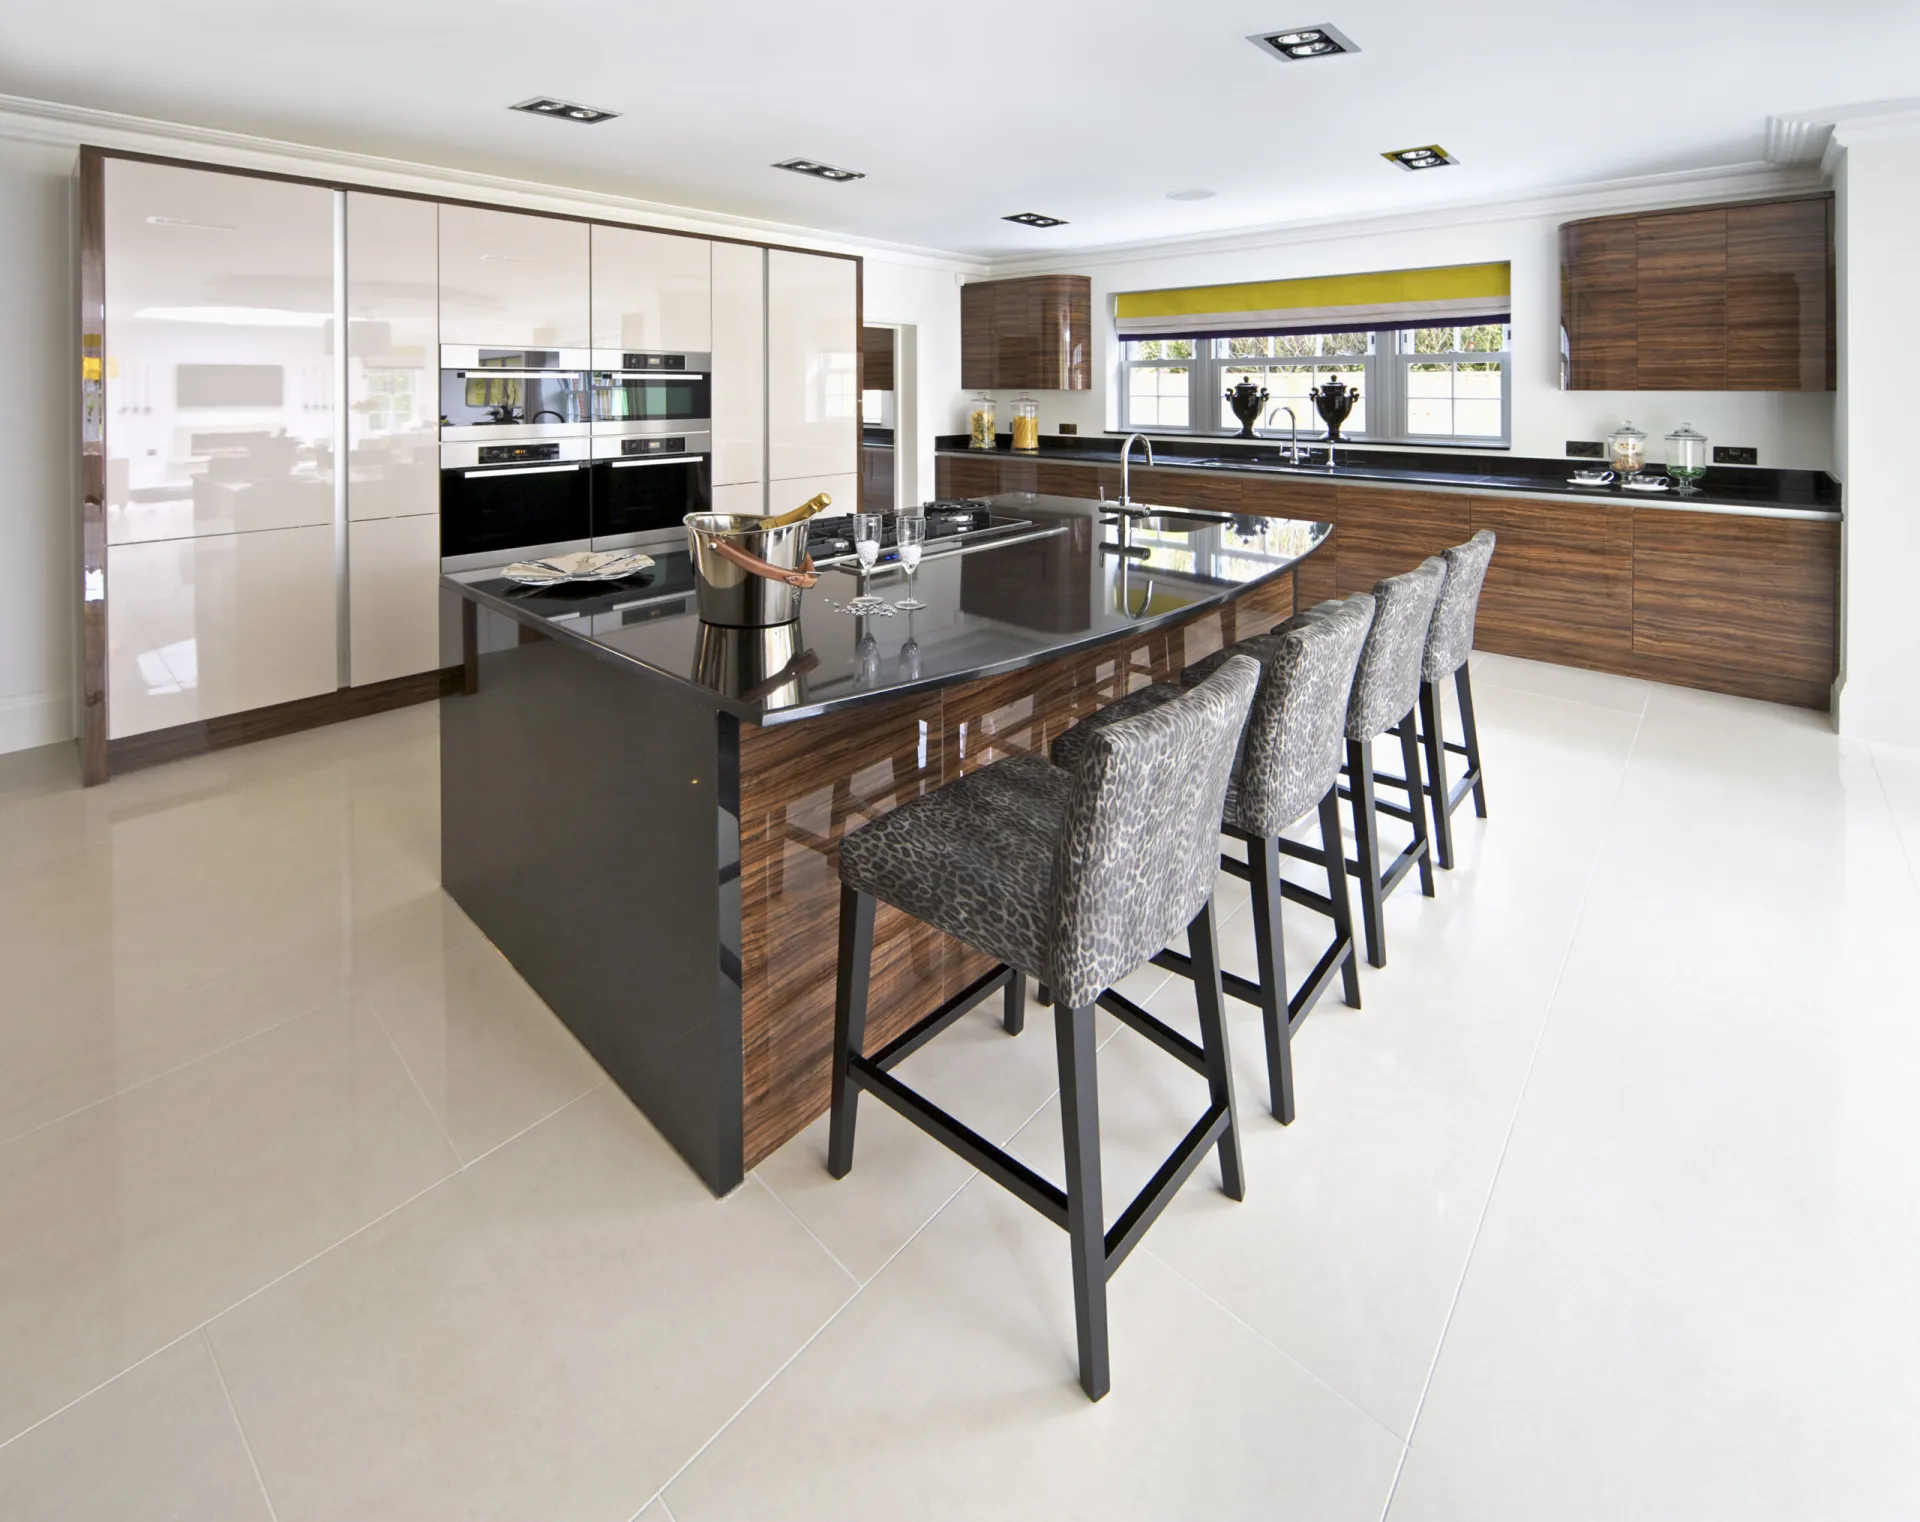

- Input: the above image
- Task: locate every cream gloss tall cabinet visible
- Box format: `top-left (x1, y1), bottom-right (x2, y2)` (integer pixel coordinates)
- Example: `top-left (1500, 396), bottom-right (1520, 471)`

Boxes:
top-left (346, 191), bottom-right (440, 687)
top-left (710, 241), bottom-right (766, 505)
top-left (767, 249), bottom-right (858, 518)
top-left (101, 158), bottom-right (339, 741)
top-left (591, 225), bottom-right (712, 355)
top-left (438, 203), bottom-right (590, 349)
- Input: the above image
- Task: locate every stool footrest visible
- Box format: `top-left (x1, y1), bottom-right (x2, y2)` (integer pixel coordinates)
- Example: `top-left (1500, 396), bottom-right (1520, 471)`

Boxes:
top-left (868, 963), bottom-right (1015, 1073)
top-left (1103, 1103), bottom-right (1230, 1275)
top-left (1099, 985), bottom-right (1208, 1074)
top-left (849, 1056), bottom-right (1069, 1228)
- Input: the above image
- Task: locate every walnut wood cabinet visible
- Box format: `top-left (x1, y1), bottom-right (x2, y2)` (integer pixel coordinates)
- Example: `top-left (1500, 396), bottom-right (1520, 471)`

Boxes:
top-left (960, 275), bottom-right (1093, 390)
top-left (1561, 194), bottom-right (1833, 392)
top-left (935, 452), bottom-right (1838, 710)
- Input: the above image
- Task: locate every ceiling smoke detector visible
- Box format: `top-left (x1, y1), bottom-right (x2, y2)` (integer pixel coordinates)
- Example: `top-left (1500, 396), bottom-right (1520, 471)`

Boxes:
top-left (774, 158), bottom-right (866, 183)
top-left (1383, 144), bottom-right (1458, 171)
top-left (1248, 23), bottom-right (1360, 61)
top-left (511, 97), bottom-right (620, 124)
top-left (1003, 212), bottom-right (1068, 228)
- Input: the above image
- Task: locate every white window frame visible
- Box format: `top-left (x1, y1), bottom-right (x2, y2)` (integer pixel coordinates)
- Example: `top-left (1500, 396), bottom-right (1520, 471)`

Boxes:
top-left (1117, 324), bottom-right (1511, 447)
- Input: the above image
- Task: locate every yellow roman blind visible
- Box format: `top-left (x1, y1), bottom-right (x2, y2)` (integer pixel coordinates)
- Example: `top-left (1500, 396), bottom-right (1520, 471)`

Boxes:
top-left (1113, 261), bottom-right (1511, 341)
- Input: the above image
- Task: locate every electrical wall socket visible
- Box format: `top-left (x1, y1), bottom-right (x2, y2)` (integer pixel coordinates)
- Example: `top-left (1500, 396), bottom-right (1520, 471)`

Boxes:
top-left (1058, 423), bottom-right (1077, 435)
top-left (1566, 440), bottom-right (1605, 458)
top-left (1713, 445), bottom-right (1758, 466)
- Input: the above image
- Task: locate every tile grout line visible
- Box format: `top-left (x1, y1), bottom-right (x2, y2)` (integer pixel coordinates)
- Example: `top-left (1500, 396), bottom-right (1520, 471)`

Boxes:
top-left (203, 1329), bottom-right (283, 1522)
top-left (359, 975), bottom-right (473, 1167)
top-left (1866, 745), bottom-right (1920, 897)
top-left (1375, 697), bottom-right (1648, 1522)
top-left (747, 1172), bottom-right (862, 1287)
top-left (0, 1085), bottom-right (600, 1459)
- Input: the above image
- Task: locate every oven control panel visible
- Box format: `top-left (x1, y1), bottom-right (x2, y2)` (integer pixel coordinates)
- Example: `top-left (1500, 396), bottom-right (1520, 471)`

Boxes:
top-left (622, 436), bottom-right (690, 456)
top-left (477, 442), bottom-right (563, 465)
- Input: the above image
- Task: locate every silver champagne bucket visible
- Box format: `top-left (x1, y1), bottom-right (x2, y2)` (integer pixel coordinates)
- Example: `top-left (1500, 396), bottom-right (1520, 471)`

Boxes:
top-left (683, 495), bottom-right (829, 627)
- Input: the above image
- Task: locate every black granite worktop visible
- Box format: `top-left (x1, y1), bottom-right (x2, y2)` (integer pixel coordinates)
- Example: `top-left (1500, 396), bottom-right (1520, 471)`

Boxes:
top-left (936, 435), bottom-right (1841, 518)
top-left (444, 494), bottom-right (1329, 725)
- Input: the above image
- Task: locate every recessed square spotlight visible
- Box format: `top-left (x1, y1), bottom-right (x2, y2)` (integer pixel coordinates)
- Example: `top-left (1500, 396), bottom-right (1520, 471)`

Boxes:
top-left (1004, 212), bottom-right (1068, 228)
top-left (1383, 144), bottom-right (1457, 170)
top-left (510, 97), bottom-right (619, 124)
top-left (774, 158), bottom-right (867, 182)
top-left (1248, 23), bottom-right (1360, 61)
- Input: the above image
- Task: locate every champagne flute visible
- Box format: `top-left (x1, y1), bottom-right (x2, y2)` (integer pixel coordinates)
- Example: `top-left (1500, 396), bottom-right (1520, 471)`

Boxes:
top-left (851, 510), bottom-right (885, 613)
top-left (894, 511), bottom-right (927, 610)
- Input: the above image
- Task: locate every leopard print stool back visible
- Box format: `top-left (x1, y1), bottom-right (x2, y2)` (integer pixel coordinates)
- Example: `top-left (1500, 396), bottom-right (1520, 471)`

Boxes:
top-left (1346, 557), bottom-right (1446, 741)
top-left (1422, 530), bottom-right (1496, 682)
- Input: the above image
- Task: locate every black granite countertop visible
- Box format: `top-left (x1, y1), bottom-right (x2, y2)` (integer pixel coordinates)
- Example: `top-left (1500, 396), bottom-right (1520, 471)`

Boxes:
top-left (445, 494), bottom-right (1329, 724)
top-left (936, 436), bottom-right (1841, 518)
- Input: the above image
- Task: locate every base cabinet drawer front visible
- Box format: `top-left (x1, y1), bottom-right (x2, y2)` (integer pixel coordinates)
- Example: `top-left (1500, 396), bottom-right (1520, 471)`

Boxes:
top-left (349, 515), bottom-right (440, 687)
top-left (1468, 496), bottom-right (1634, 663)
top-left (1332, 486), bottom-right (1472, 597)
top-left (1630, 509), bottom-right (1838, 686)
top-left (438, 203), bottom-right (590, 349)
top-left (590, 224), bottom-right (712, 355)
top-left (1136, 467), bottom-right (1243, 515)
top-left (936, 454), bottom-right (1002, 499)
top-left (108, 526), bottom-right (339, 740)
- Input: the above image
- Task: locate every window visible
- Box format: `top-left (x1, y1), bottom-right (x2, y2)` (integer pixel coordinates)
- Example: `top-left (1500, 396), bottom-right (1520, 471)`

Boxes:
top-left (1119, 324), bottom-right (1510, 445)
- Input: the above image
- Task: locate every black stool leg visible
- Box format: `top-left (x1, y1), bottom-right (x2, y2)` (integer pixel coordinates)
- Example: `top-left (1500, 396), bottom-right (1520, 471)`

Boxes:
top-left (1037, 982), bottom-right (1052, 1005)
top-left (1397, 712), bottom-right (1436, 898)
top-left (1004, 969), bottom-right (1027, 1035)
top-left (1348, 737), bottom-right (1386, 968)
top-left (1319, 789), bottom-right (1361, 1009)
top-left (1188, 900), bottom-right (1246, 1195)
top-left (1456, 663), bottom-right (1488, 817)
top-left (1055, 997), bottom-right (1109, 1401)
top-left (827, 888), bottom-right (876, 1179)
top-left (1246, 834), bottom-right (1294, 1125)
top-left (1418, 678), bottom-right (1455, 872)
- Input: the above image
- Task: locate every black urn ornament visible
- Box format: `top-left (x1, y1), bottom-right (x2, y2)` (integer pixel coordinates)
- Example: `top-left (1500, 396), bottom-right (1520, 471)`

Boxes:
top-left (1225, 380), bottom-right (1269, 439)
top-left (1309, 377), bottom-right (1360, 441)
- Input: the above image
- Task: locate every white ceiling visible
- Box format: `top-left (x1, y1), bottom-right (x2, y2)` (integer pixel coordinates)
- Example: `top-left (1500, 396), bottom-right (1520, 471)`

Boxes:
top-left (3, 0), bottom-right (1916, 259)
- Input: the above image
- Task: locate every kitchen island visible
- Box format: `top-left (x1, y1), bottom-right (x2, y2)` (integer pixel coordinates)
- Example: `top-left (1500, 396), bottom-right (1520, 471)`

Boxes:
top-left (439, 494), bottom-right (1329, 1193)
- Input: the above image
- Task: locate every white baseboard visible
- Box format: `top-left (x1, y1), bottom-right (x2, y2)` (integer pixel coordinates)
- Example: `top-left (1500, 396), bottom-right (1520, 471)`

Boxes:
top-left (0, 689), bottom-right (71, 755)
top-left (1835, 681), bottom-right (1920, 749)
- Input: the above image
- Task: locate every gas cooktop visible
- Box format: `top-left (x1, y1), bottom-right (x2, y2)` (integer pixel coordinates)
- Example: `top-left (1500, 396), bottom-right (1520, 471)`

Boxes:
top-left (805, 500), bottom-right (1035, 562)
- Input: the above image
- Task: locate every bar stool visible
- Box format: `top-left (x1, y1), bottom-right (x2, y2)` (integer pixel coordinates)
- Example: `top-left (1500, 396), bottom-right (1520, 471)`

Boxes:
top-left (1337, 558), bottom-right (1447, 969)
top-left (1416, 531), bottom-right (1496, 871)
top-left (1049, 593), bottom-right (1376, 1126)
top-left (828, 655), bottom-right (1261, 1401)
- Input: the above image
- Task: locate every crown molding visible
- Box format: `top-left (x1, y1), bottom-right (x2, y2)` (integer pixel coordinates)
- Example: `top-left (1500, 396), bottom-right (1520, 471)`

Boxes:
top-left (981, 160), bottom-right (1830, 279)
top-left (0, 93), bottom-right (990, 274)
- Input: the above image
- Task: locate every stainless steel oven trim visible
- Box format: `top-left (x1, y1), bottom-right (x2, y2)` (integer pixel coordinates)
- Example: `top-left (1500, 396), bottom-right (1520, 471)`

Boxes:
top-left (462, 463), bottom-right (585, 479)
top-left (588, 348), bottom-right (712, 371)
top-left (440, 421), bottom-right (593, 445)
top-left (593, 371), bottom-right (708, 381)
top-left (441, 437), bottom-right (593, 469)
top-left (589, 426), bottom-right (711, 457)
top-left (606, 456), bottom-right (703, 469)
top-left (440, 344), bottom-right (592, 370)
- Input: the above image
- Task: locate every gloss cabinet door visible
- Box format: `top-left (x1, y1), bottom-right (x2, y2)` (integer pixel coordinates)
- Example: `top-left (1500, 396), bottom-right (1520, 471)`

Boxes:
top-left (591, 225), bottom-right (712, 354)
top-left (767, 250), bottom-right (858, 483)
top-left (346, 192), bottom-right (438, 522)
top-left (438, 203), bottom-right (590, 349)
top-left (349, 514), bottom-right (440, 686)
top-left (102, 158), bottom-right (336, 545)
top-left (711, 241), bottom-right (765, 489)
top-left (106, 525), bottom-right (338, 739)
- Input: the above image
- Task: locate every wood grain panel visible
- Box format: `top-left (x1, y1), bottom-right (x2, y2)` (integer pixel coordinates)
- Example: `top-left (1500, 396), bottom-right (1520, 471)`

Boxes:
top-left (959, 275), bottom-right (1093, 391)
top-left (1241, 475), bottom-right (1338, 607)
top-left (960, 281), bottom-right (996, 391)
top-left (1635, 209), bottom-right (1728, 390)
top-left (1561, 216), bottom-right (1638, 390)
top-left (1332, 486), bottom-right (1472, 597)
top-left (1726, 197), bottom-right (1833, 391)
top-left (1032, 275), bottom-right (1092, 390)
top-left (937, 453), bottom-right (1003, 499)
top-left (1630, 509), bottom-right (1838, 691)
top-left (79, 148), bottom-right (109, 785)
top-left (859, 325), bottom-right (895, 391)
top-left (1468, 496), bottom-right (1633, 666)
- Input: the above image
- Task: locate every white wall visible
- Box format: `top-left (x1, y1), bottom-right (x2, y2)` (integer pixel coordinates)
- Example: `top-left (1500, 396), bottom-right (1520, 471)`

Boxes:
top-left (965, 187), bottom-right (1838, 473)
top-left (862, 259), bottom-right (963, 505)
top-left (1832, 116), bottom-right (1920, 746)
top-left (0, 139), bottom-right (75, 753)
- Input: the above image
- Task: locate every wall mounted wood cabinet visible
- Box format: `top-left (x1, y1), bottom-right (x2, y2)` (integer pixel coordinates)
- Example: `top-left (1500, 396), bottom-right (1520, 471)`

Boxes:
top-left (1561, 194), bottom-right (1833, 391)
top-left (960, 275), bottom-right (1092, 390)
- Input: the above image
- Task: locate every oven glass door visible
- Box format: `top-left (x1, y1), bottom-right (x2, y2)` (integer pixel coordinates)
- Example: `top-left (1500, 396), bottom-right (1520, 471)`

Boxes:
top-left (590, 373), bottom-right (712, 425)
top-left (440, 460), bottom-right (592, 558)
top-left (439, 369), bottom-right (590, 428)
top-left (590, 456), bottom-right (711, 542)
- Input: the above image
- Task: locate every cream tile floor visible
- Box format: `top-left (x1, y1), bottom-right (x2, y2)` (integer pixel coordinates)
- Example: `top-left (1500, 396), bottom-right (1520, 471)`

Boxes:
top-left (1, 658), bottom-right (1916, 1521)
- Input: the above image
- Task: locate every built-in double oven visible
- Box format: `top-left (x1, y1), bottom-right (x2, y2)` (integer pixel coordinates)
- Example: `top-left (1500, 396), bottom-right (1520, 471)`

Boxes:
top-left (438, 346), bottom-right (712, 567)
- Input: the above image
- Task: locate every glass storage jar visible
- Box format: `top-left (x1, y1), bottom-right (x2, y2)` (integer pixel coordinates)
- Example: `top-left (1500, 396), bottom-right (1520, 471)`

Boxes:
top-left (1607, 420), bottom-right (1648, 477)
top-left (968, 392), bottom-right (996, 450)
top-left (1665, 422), bottom-right (1708, 494)
top-left (1010, 394), bottom-right (1039, 454)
